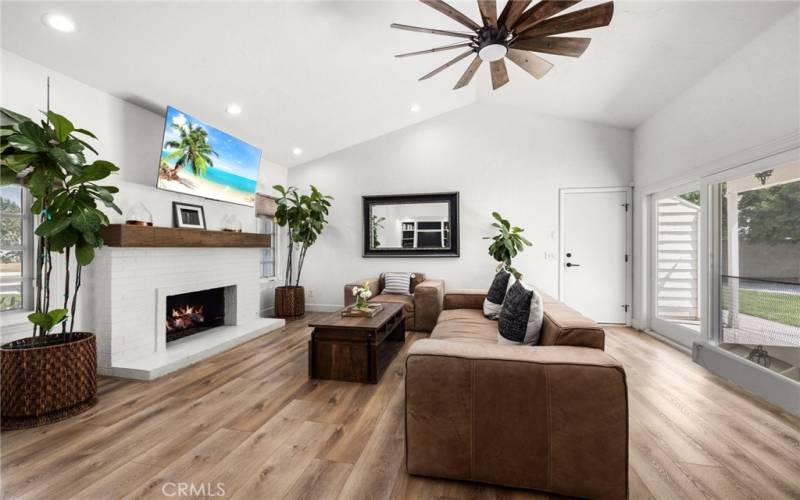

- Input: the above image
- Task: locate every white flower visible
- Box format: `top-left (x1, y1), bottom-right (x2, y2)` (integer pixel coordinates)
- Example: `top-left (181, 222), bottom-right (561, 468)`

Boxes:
top-left (352, 286), bottom-right (358, 296)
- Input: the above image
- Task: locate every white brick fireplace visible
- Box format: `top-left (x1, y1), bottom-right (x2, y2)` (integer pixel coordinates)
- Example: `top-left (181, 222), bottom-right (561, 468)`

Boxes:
top-left (93, 247), bottom-right (284, 380)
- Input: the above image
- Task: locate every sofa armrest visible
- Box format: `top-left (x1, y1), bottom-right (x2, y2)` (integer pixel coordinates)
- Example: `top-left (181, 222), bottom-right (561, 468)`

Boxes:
top-left (343, 277), bottom-right (380, 307)
top-left (443, 289), bottom-right (486, 310)
top-left (413, 279), bottom-right (444, 332)
top-left (405, 339), bottom-right (628, 500)
top-left (540, 303), bottom-right (606, 350)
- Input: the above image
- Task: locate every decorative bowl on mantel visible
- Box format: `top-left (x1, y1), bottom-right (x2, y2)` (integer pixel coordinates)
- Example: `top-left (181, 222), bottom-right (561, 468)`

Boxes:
top-left (125, 202), bottom-right (153, 226)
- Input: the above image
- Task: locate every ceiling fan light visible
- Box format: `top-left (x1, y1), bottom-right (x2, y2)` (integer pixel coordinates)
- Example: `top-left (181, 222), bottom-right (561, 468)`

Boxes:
top-left (478, 44), bottom-right (507, 62)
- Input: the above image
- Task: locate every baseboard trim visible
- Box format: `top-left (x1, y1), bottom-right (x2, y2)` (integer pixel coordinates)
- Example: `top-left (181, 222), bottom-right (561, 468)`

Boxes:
top-left (693, 342), bottom-right (800, 417)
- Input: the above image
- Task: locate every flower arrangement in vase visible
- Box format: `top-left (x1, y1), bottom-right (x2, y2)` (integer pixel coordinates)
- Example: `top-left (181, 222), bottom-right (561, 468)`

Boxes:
top-left (351, 282), bottom-right (373, 310)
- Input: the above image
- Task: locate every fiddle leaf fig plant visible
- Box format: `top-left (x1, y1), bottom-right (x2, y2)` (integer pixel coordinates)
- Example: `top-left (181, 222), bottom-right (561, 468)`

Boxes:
top-left (273, 184), bottom-right (333, 287)
top-left (1, 107), bottom-right (120, 344)
top-left (483, 211), bottom-right (532, 279)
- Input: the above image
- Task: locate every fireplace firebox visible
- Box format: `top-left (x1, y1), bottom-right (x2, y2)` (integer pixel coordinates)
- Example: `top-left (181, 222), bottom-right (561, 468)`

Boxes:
top-left (165, 287), bottom-right (226, 343)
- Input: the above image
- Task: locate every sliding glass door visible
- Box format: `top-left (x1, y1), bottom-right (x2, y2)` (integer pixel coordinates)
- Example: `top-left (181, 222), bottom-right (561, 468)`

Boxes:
top-left (715, 160), bottom-right (799, 382)
top-left (650, 185), bottom-right (703, 346)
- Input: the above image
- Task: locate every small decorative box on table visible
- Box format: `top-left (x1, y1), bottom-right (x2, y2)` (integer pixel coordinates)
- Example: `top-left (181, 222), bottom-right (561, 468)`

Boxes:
top-left (340, 303), bottom-right (383, 318)
top-left (308, 302), bottom-right (405, 384)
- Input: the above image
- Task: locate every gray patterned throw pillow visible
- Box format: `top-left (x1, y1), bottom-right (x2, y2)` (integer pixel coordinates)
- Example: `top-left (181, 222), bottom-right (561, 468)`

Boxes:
top-left (497, 281), bottom-right (544, 345)
top-left (483, 270), bottom-right (512, 319)
top-left (382, 272), bottom-right (415, 295)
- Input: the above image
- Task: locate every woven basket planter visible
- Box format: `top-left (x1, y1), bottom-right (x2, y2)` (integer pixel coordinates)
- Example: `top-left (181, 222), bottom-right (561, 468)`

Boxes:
top-left (1, 332), bottom-right (98, 430)
top-left (275, 286), bottom-right (305, 317)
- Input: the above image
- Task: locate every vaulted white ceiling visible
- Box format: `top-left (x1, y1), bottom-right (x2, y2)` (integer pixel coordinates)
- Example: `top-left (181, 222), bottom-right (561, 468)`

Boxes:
top-left (1, 1), bottom-right (794, 167)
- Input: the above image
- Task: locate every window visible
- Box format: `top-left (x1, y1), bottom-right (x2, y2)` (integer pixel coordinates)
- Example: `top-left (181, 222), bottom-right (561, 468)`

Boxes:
top-left (0, 186), bottom-right (32, 312)
top-left (716, 161), bottom-right (799, 382)
top-left (258, 216), bottom-right (276, 279)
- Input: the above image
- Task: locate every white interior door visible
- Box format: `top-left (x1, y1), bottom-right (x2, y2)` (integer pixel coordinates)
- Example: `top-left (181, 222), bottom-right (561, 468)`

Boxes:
top-left (560, 188), bottom-right (630, 324)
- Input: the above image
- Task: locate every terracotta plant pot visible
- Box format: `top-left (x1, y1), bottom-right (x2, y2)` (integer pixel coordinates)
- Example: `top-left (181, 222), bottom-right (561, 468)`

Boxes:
top-left (1, 332), bottom-right (98, 430)
top-left (275, 286), bottom-right (305, 317)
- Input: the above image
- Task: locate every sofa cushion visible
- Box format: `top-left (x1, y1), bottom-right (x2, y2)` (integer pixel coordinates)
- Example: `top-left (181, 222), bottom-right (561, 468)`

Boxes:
top-left (431, 309), bottom-right (497, 344)
top-left (371, 292), bottom-right (413, 310)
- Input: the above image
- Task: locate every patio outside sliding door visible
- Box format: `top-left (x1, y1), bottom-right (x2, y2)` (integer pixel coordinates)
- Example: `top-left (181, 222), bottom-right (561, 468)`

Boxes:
top-left (651, 185), bottom-right (703, 346)
top-left (715, 160), bottom-right (799, 382)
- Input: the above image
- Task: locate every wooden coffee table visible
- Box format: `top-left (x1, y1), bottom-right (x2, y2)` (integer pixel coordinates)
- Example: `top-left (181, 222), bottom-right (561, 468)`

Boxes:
top-left (308, 302), bottom-right (405, 384)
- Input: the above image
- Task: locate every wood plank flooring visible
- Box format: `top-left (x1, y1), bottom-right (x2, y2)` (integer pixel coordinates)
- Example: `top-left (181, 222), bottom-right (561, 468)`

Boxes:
top-left (1, 316), bottom-right (798, 499)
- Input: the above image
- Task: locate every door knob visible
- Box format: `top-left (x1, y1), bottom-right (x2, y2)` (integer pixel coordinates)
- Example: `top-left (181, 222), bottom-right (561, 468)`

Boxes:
top-left (566, 262), bottom-right (581, 267)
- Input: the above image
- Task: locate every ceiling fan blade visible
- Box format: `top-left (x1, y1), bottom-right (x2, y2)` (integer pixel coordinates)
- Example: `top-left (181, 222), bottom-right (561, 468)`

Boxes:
top-left (419, 50), bottom-right (476, 80)
top-left (395, 42), bottom-right (473, 58)
top-left (512, 36), bottom-right (591, 57)
top-left (490, 59), bottom-right (510, 89)
top-left (391, 23), bottom-right (476, 39)
top-left (516, 2), bottom-right (614, 38)
top-left (419, 0), bottom-right (481, 31)
top-left (498, 0), bottom-right (533, 30)
top-left (506, 48), bottom-right (553, 79)
top-left (477, 0), bottom-right (498, 29)
top-left (514, 1), bottom-right (581, 34)
top-left (453, 55), bottom-right (483, 89)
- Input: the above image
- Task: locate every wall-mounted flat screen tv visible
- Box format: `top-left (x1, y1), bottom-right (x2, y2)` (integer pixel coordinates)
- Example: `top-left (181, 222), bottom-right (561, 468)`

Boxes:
top-left (157, 106), bottom-right (261, 207)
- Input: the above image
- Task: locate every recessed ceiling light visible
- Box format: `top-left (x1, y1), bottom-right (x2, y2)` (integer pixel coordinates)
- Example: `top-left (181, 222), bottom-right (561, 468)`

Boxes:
top-left (41, 13), bottom-right (76, 33)
top-left (226, 104), bottom-right (242, 115)
top-left (292, 147), bottom-right (303, 156)
top-left (409, 104), bottom-right (421, 113)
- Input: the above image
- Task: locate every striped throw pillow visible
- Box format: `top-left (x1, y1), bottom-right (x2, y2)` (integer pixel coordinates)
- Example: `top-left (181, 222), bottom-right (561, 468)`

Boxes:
top-left (381, 272), bottom-right (415, 295)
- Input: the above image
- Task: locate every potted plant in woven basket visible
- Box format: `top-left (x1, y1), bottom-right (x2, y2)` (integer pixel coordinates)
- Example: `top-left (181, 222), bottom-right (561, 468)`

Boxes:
top-left (0, 107), bottom-right (121, 430)
top-left (272, 184), bottom-right (333, 317)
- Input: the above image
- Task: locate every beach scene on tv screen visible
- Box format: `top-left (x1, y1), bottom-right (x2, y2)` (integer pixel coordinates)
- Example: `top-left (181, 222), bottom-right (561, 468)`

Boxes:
top-left (157, 106), bottom-right (261, 206)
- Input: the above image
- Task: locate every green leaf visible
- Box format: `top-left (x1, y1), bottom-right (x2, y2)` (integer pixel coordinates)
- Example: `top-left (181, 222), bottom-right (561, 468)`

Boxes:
top-left (71, 208), bottom-right (102, 234)
top-left (1, 108), bottom-right (32, 124)
top-left (68, 160), bottom-right (118, 186)
top-left (27, 312), bottom-right (54, 332)
top-left (48, 227), bottom-right (80, 252)
top-left (72, 128), bottom-right (97, 139)
top-left (75, 241), bottom-right (95, 266)
top-left (73, 137), bottom-right (98, 155)
top-left (48, 308), bottom-right (69, 327)
top-left (3, 152), bottom-right (38, 170)
top-left (47, 147), bottom-right (82, 175)
top-left (35, 217), bottom-right (72, 237)
top-left (0, 165), bottom-right (18, 186)
top-left (8, 130), bottom-right (47, 152)
top-left (47, 111), bottom-right (75, 142)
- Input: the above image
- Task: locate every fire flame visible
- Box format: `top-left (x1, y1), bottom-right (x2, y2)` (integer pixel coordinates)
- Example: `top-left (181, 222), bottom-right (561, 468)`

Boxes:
top-left (165, 304), bottom-right (205, 332)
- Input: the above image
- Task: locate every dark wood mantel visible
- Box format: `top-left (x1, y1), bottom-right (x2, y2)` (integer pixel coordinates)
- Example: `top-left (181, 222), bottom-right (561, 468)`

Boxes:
top-left (99, 224), bottom-right (269, 248)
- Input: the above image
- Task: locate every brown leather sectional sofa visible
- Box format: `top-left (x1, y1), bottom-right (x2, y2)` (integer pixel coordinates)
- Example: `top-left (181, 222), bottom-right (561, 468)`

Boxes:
top-left (405, 289), bottom-right (629, 499)
top-left (343, 273), bottom-right (443, 332)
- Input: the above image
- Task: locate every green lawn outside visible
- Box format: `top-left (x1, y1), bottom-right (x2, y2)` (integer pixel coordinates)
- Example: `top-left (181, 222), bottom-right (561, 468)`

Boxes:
top-left (0, 294), bottom-right (22, 312)
top-left (723, 288), bottom-right (800, 327)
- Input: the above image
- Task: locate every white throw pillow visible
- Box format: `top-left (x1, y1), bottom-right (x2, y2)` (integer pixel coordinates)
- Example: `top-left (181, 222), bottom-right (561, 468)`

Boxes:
top-left (496, 281), bottom-right (544, 345)
top-left (382, 272), bottom-right (415, 295)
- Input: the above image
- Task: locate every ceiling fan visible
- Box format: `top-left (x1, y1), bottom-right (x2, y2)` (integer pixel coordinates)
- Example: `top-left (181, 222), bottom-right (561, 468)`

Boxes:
top-left (391, 0), bottom-right (614, 90)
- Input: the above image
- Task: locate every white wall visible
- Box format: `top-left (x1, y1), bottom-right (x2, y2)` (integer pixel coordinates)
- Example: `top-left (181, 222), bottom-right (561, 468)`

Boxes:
top-left (631, 8), bottom-right (800, 325)
top-left (288, 103), bottom-right (633, 309)
top-left (0, 50), bottom-right (287, 339)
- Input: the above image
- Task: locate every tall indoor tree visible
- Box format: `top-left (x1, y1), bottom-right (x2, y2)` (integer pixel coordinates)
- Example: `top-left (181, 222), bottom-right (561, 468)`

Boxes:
top-left (272, 184), bottom-right (333, 316)
top-left (1, 106), bottom-right (120, 429)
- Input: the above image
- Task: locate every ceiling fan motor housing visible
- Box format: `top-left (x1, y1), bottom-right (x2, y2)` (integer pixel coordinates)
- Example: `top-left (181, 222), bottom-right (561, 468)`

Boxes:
top-left (476, 25), bottom-right (509, 62)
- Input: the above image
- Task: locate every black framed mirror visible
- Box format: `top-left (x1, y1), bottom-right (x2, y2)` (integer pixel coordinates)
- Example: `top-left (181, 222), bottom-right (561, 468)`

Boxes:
top-left (363, 192), bottom-right (459, 257)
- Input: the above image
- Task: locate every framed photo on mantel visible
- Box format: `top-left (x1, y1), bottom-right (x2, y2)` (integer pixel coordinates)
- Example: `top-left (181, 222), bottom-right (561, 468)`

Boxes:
top-left (172, 202), bottom-right (206, 229)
